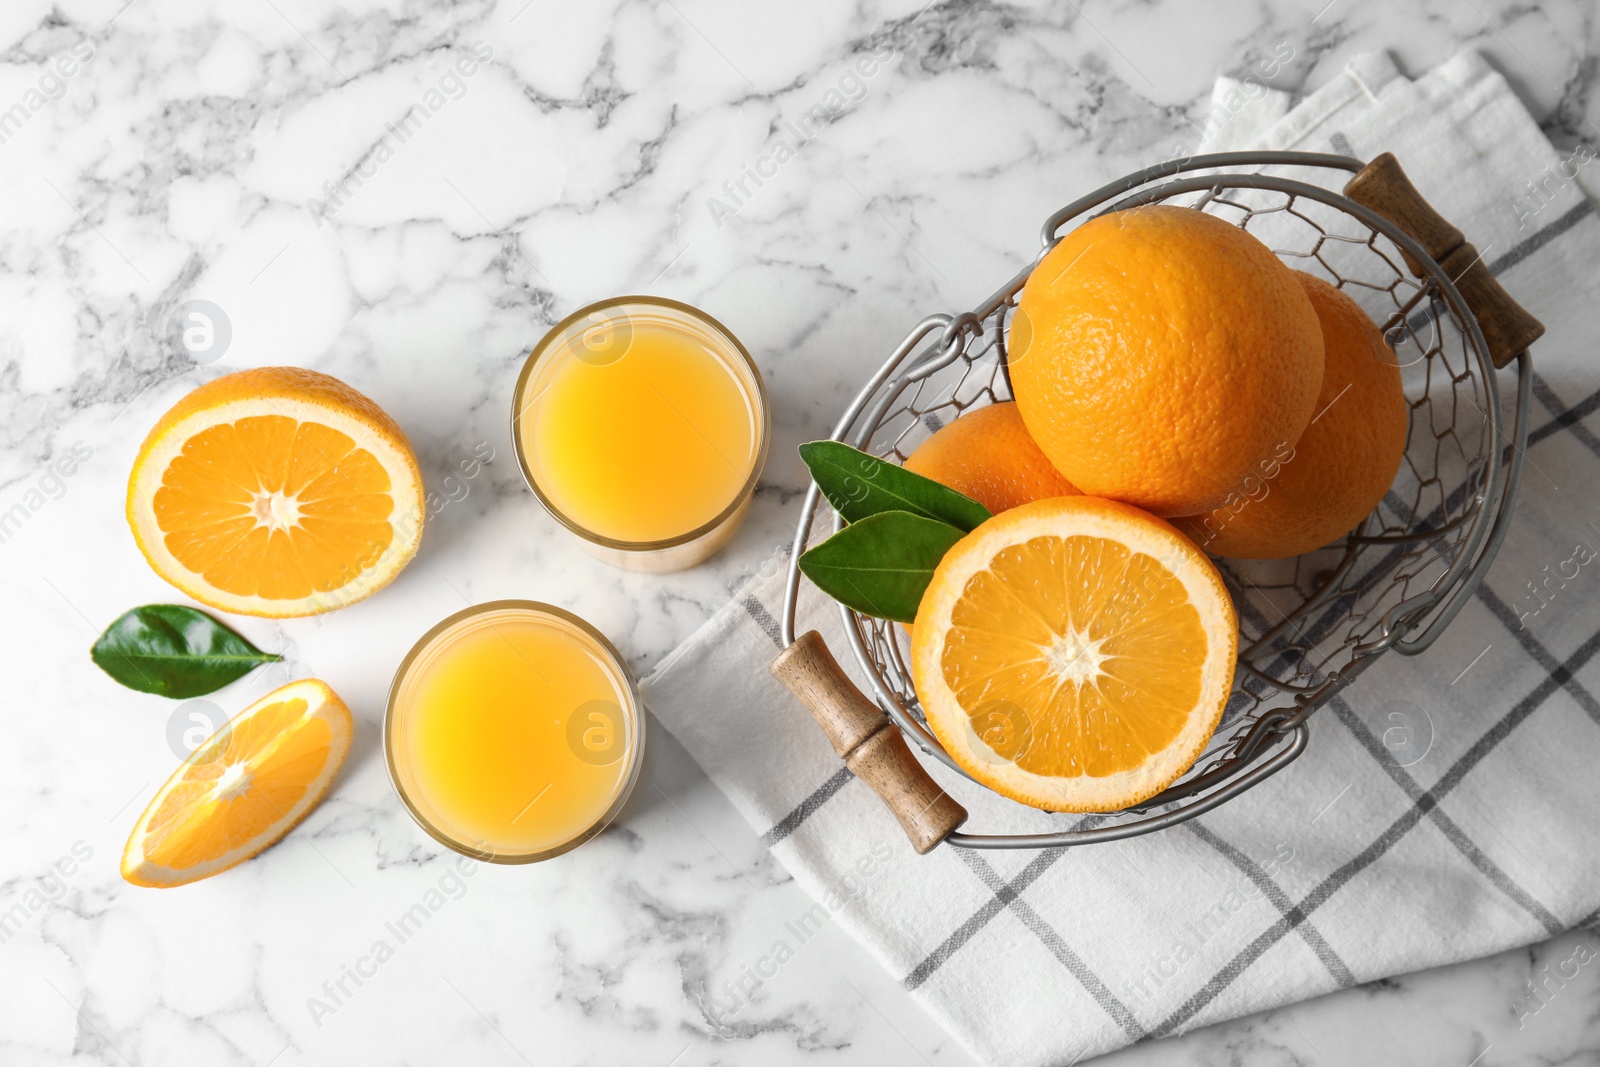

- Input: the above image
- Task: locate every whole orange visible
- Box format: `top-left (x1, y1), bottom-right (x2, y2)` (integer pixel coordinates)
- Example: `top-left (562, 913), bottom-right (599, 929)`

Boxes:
top-left (1009, 204), bottom-right (1324, 517)
top-left (904, 402), bottom-right (1079, 514)
top-left (1174, 273), bottom-right (1407, 558)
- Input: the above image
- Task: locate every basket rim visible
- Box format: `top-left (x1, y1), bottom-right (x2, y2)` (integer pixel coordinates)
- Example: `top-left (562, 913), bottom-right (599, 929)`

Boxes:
top-left (778, 150), bottom-right (1528, 848)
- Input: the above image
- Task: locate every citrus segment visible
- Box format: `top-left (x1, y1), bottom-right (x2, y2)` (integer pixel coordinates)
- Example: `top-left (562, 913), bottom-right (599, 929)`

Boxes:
top-left (128, 367), bottom-right (424, 617)
top-left (912, 496), bottom-right (1237, 811)
top-left (122, 679), bottom-right (353, 888)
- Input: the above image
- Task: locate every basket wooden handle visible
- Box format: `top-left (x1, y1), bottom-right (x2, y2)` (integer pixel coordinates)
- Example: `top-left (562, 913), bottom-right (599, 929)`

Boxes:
top-left (770, 631), bottom-right (967, 853)
top-left (1343, 152), bottom-right (1543, 368)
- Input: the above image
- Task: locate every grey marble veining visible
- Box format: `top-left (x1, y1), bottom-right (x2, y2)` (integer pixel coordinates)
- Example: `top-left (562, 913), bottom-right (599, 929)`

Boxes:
top-left (1, 1), bottom-right (1597, 1064)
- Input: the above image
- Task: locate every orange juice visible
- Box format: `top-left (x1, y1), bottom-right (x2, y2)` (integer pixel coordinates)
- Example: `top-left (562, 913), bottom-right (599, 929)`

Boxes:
top-left (514, 297), bottom-right (768, 570)
top-left (385, 602), bottom-right (641, 861)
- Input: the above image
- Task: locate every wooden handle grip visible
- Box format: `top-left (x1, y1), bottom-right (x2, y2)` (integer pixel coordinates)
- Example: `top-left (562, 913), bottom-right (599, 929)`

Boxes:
top-left (770, 631), bottom-right (967, 854)
top-left (1344, 152), bottom-right (1543, 368)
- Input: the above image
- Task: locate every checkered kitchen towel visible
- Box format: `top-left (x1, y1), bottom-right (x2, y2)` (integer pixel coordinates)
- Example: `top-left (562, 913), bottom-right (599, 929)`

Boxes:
top-left (641, 51), bottom-right (1600, 1065)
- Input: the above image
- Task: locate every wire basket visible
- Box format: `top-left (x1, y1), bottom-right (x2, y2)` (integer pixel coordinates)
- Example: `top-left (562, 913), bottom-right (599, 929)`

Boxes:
top-left (776, 151), bottom-right (1538, 850)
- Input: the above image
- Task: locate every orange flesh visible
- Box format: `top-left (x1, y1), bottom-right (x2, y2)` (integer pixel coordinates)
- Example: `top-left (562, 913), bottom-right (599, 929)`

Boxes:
top-left (152, 416), bottom-right (395, 599)
top-left (939, 535), bottom-right (1208, 777)
top-left (141, 697), bottom-right (330, 870)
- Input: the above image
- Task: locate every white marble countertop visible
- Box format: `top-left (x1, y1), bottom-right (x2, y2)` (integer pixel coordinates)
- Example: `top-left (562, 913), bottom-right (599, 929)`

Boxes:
top-left (2, 1), bottom-right (1597, 1064)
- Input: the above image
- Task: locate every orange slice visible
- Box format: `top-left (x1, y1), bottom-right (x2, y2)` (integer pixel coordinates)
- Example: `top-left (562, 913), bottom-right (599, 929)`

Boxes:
top-left (127, 367), bottom-right (425, 617)
top-left (911, 496), bottom-right (1237, 812)
top-left (122, 679), bottom-right (353, 887)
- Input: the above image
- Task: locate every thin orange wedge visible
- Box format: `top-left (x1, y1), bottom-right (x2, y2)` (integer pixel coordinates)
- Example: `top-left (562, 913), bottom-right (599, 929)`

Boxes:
top-left (911, 496), bottom-right (1237, 812)
top-left (127, 367), bottom-right (425, 617)
top-left (122, 679), bottom-right (353, 888)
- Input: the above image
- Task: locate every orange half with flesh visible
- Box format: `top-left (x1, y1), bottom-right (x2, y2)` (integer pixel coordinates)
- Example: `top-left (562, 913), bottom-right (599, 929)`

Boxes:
top-left (127, 367), bottom-right (424, 617)
top-left (911, 496), bottom-right (1237, 812)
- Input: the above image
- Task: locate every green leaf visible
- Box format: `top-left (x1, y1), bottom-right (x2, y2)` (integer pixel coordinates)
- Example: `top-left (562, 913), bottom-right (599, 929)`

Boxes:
top-left (91, 605), bottom-right (282, 698)
top-left (798, 512), bottom-right (967, 623)
top-left (799, 440), bottom-right (991, 532)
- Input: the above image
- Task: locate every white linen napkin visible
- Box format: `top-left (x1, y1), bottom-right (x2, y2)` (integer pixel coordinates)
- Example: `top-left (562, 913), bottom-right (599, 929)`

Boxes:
top-left (641, 51), bottom-right (1600, 1065)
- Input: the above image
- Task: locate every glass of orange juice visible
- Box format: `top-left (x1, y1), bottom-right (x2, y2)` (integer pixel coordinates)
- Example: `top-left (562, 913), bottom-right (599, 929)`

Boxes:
top-left (385, 601), bottom-right (643, 863)
top-left (512, 296), bottom-right (769, 572)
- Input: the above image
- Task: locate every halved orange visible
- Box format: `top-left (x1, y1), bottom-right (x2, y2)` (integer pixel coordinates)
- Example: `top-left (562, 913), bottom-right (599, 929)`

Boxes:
top-left (127, 367), bottom-right (425, 617)
top-left (911, 496), bottom-right (1237, 812)
top-left (122, 679), bottom-right (353, 888)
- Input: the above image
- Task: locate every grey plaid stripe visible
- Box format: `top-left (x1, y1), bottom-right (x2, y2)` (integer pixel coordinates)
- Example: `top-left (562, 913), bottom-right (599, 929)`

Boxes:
top-left (903, 843), bottom-right (1078, 990)
top-left (1485, 198), bottom-right (1594, 276)
top-left (1216, 564), bottom-right (1289, 640)
top-left (1529, 375), bottom-right (1600, 454)
top-left (1150, 620), bottom-right (1600, 1037)
top-left (743, 594), bottom-right (783, 649)
top-left (1394, 197), bottom-right (1590, 340)
top-left (1149, 355), bottom-right (1600, 1028)
top-left (761, 766), bottom-right (853, 846)
top-left (1327, 695), bottom-right (1564, 934)
top-left (1221, 511), bottom-right (1566, 935)
top-left (951, 847), bottom-right (1148, 1042)
top-left (1182, 822), bottom-right (1357, 983)
top-left (1476, 586), bottom-right (1600, 725)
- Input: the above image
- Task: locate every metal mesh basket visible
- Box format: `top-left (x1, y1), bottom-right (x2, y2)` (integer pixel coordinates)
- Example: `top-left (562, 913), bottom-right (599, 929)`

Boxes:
top-left (778, 151), bottom-right (1534, 849)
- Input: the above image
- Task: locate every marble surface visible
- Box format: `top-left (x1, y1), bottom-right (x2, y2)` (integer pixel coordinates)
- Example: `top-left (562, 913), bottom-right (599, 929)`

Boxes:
top-left (2, 1), bottom-right (1598, 1064)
